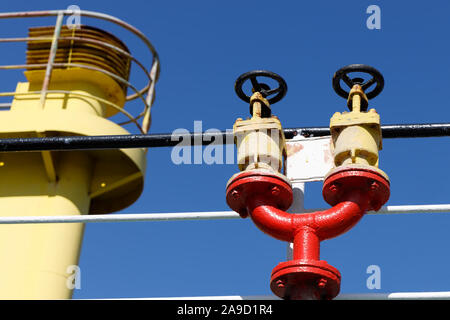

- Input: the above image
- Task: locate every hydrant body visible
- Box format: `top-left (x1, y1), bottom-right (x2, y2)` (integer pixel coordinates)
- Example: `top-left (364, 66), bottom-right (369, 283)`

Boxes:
top-left (226, 66), bottom-right (390, 300)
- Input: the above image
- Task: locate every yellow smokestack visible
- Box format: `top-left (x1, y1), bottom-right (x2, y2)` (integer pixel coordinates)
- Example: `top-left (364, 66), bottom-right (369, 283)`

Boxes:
top-left (0, 25), bottom-right (147, 299)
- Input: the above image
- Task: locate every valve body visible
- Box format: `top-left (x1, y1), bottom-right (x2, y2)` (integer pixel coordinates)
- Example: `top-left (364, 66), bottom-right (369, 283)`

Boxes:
top-left (234, 92), bottom-right (286, 173)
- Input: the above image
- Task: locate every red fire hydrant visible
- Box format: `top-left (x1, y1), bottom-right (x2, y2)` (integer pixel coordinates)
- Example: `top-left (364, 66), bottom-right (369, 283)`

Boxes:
top-left (227, 66), bottom-right (390, 300)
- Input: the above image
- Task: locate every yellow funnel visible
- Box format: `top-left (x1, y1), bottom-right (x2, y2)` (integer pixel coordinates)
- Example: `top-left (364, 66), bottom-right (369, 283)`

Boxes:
top-left (0, 25), bottom-right (147, 299)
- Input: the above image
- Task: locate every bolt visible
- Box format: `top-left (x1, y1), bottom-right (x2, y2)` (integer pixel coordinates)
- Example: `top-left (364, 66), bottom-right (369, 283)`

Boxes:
top-left (271, 186), bottom-right (280, 196)
top-left (317, 278), bottom-right (327, 289)
top-left (276, 279), bottom-right (285, 288)
top-left (370, 181), bottom-right (379, 191)
top-left (329, 183), bottom-right (339, 194)
top-left (231, 190), bottom-right (240, 200)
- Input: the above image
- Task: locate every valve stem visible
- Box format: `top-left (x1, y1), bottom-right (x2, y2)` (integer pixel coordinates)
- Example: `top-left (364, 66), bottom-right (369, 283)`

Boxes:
top-left (347, 84), bottom-right (368, 112)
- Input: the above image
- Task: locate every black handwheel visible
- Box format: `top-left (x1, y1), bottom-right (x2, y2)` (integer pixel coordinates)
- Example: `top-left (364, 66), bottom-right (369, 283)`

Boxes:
top-left (234, 70), bottom-right (287, 104)
top-left (332, 64), bottom-right (384, 100)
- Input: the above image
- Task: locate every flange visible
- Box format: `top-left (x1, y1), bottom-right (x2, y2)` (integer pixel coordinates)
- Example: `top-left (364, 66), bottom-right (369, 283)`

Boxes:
top-left (323, 165), bottom-right (390, 211)
top-left (226, 169), bottom-right (293, 218)
top-left (270, 259), bottom-right (341, 300)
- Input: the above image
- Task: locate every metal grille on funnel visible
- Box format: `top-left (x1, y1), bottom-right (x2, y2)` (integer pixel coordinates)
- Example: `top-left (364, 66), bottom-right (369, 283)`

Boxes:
top-left (26, 25), bottom-right (131, 94)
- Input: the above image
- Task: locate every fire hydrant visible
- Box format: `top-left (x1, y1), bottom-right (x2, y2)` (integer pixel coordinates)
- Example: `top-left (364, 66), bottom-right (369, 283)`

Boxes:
top-left (226, 66), bottom-right (390, 300)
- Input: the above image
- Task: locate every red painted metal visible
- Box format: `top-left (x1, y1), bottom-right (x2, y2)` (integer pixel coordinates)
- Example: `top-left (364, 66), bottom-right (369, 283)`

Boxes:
top-left (226, 170), bottom-right (293, 219)
top-left (270, 259), bottom-right (340, 300)
top-left (323, 166), bottom-right (390, 211)
top-left (226, 167), bottom-right (390, 300)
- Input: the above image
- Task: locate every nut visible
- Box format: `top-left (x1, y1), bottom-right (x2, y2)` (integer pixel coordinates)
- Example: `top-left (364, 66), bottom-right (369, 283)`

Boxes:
top-left (329, 183), bottom-right (339, 193)
top-left (271, 186), bottom-right (280, 196)
top-left (369, 181), bottom-right (379, 191)
top-left (317, 278), bottom-right (327, 289)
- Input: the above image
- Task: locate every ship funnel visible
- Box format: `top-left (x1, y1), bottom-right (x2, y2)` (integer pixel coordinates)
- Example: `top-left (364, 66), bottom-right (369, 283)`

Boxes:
top-left (0, 10), bottom-right (159, 299)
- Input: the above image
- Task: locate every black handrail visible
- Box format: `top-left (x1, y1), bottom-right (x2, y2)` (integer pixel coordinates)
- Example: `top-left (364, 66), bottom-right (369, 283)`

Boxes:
top-left (0, 123), bottom-right (448, 152)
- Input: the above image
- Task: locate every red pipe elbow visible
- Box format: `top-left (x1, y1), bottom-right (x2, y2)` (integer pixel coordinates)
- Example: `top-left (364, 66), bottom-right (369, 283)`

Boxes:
top-left (226, 168), bottom-right (390, 299)
top-left (247, 190), bottom-right (370, 260)
top-left (245, 197), bottom-right (294, 242)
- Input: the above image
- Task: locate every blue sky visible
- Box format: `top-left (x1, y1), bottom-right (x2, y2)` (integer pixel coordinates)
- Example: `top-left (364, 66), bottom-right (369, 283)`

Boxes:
top-left (0, 0), bottom-right (449, 299)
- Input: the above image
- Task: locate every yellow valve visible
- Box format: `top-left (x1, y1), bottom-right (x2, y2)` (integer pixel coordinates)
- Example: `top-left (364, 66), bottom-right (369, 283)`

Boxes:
top-left (330, 84), bottom-right (382, 167)
top-left (329, 64), bottom-right (388, 176)
top-left (234, 92), bottom-right (286, 173)
top-left (233, 70), bottom-right (289, 175)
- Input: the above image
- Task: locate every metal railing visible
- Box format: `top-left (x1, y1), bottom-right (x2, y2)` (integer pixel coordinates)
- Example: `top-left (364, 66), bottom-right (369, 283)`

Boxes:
top-left (0, 122), bottom-right (448, 152)
top-left (0, 10), bottom-right (160, 133)
top-left (0, 204), bottom-right (448, 224)
top-left (142, 292), bottom-right (450, 300)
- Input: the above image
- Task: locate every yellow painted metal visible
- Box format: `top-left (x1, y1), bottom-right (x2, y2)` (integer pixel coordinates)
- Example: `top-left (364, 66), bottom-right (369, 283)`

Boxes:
top-left (22, 68), bottom-right (126, 118)
top-left (233, 92), bottom-right (286, 173)
top-left (328, 84), bottom-right (390, 183)
top-left (0, 27), bottom-right (147, 299)
top-left (0, 152), bottom-right (91, 299)
top-left (330, 85), bottom-right (389, 180)
top-left (330, 85), bottom-right (382, 168)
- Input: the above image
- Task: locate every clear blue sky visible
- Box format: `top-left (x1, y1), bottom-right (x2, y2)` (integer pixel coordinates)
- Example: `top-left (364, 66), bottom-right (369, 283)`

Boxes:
top-left (0, 0), bottom-right (449, 299)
